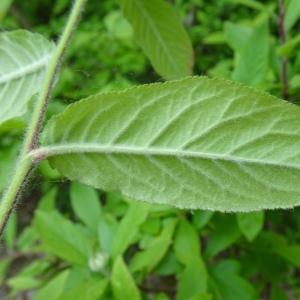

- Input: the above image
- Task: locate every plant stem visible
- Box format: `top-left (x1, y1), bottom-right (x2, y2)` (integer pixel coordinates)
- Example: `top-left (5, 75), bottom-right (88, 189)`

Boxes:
top-left (0, 0), bottom-right (87, 236)
top-left (277, 0), bottom-right (289, 99)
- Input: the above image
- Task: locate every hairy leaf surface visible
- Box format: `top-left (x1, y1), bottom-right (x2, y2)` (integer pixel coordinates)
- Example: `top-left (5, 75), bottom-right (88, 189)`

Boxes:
top-left (0, 30), bottom-right (54, 127)
top-left (41, 77), bottom-right (300, 211)
top-left (119, 0), bottom-right (194, 79)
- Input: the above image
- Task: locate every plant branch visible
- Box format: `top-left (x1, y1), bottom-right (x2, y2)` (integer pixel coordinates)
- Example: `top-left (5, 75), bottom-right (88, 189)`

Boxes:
top-left (277, 0), bottom-right (289, 99)
top-left (0, 0), bottom-right (88, 236)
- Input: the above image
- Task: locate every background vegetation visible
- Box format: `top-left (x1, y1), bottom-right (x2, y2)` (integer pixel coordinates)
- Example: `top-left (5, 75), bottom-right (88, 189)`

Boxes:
top-left (1, 0), bottom-right (300, 299)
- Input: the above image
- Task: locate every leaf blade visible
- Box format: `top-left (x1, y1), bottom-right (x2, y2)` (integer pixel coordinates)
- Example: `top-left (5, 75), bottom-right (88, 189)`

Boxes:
top-left (41, 76), bottom-right (300, 212)
top-left (0, 30), bottom-right (54, 128)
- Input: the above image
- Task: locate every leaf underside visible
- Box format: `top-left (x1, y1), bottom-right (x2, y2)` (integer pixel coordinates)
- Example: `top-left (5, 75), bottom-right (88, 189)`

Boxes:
top-left (0, 30), bottom-right (54, 127)
top-left (42, 77), bottom-right (300, 212)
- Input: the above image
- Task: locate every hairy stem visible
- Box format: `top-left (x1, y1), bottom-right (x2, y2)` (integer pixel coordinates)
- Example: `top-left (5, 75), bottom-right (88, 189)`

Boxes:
top-left (277, 0), bottom-right (289, 99)
top-left (0, 0), bottom-right (87, 236)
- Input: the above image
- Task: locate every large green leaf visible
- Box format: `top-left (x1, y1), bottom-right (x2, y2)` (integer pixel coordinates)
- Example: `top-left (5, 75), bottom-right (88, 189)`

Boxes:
top-left (119, 0), bottom-right (194, 79)
top-left (0, 30), bottom-right (54, 128)
top-left (41, 76), bottom-right (300, 212)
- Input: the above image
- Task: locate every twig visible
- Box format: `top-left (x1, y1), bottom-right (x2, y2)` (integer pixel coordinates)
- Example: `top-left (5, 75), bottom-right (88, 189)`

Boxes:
top-left (277, 0), bottom-right (289, 99)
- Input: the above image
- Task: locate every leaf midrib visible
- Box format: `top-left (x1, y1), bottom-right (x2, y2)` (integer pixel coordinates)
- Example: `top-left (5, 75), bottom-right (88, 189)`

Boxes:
top-left (0, 55), bottom-right (51, 85)
top-left (32, 143), bottom-right (299, 170)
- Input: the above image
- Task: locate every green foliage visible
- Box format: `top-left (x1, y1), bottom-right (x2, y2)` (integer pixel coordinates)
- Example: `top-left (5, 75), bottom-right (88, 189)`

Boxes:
top-left (2, 0), bottom-right (300, 299)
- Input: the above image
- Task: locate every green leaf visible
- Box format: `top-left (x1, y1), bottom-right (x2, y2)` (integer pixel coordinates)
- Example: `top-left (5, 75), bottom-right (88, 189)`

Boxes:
top-left (176, 258), bottom-right (207, 300)
top-left (0, 0), bottom-right (13, 20)
top-left (34, 211), bottom-right (89, 265)
top-left (98, 214), bottom-right (118, 255)
top-left (70, 181), bottom-right (102, 230)
top-left (4, 212), bottom-right (17, 252)
top-left (284, 0), bottom-right (300, 31)
top-left (229, 19), bottom-right (270, 85)
top-left (237, 211), bottom-right (264, 241)
top-left (205, 215), bottom-right (240, 258)
top-left (192, 211), bottom-right (214, 230)
top-left (211, 260), bottom-right (258, 300)
top-left (112, 201), bottom-right (150, 258)
top-left (0, 30), bottom-right (54, 128)
top-left (8, 276), bottom-right (40, 292)
top-left (174, 219), bottom-right (200, 265)
top-left (119, 0), bottom-right (194, 79)
top-left (130, 219), bottom-right (177, 272)
top-left (42, 76), bottom-right (300, 212)
top-left (111, 256), bottom-right (141, 300)
top-left (0, 143), bottom-right (19, 193)
top-left (58, 270), bottom-right (108, 300)
top-left (33, 270), bottom-right (70, 300)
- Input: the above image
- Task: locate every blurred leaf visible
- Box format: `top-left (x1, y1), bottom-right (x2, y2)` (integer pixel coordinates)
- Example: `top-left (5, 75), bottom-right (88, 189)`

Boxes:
top-left (70, 182), bottom-right (102, 230)
top-left (0, 0), bottom-right (13, 20)
top-left (33, 270), bottom-right (70, 300)
top-left (8, 276), bottom-right (40, 292)
top-left (0, 258), bottom-right (11, 285)
top-left (277, 34), bottom-right (300, 57)
top-left (119, 0), bottom-right (194, 79)
top-left (225, 22), bottom-right (252, 51)
top-left (4, 212), bottom-right (17, 252)
top-left (43, 76), bottom-right (300, 212)
top-left (188, 294), bottom-right (213, 300)
top-left (112, 201), bottom-right (150, 258)
top-left (176, 258), bottom-right (207, 300)
top-left (285, 0), bottom-right (300, 31)
top-left (58, 270), bottom-right (108, 300)
top-left (174, 219), bottom-right (200, 265)
top-left (98, 214), bottom-right (118, 255)
top-left (0, 143), bottom-right (18, 193)
top-left (35, 211), bottom-right (89, 265)
top-left (0, 30), bottom-right (54, 128)
top-left (205, 216), bottom-right (240, 258)
top-left (111, 256), bottom-right (141, 300)
top-left (270, 284), bottom-right (290, 300)
top-left (104, 11), bottom-right (133, 40)
top-left (192, 211), bottom-right (214, 230)
top-left (211, 260), bottom-right (258, 300)
top-left (37, 187), bottom-right (57, 212)
top-left (231, 18), bottom-right (270, 85)
top-left (130, 219), bottom-right (177, 272)
top-left (237, 211), bottom-right (264, 241)
top-left (275, 244), bottom-right (300, 267)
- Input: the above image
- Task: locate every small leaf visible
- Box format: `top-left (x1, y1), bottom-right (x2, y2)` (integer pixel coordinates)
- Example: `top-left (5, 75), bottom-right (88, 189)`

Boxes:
top-left (34, 211), bottom-right (89, 265)
top-left (211, 260), bottom-right (258, 300)
top-left (42, 76), bottom-right (300, 212)
top-left (228, 19), bottom-right (270, 85)
top-left (176, 258), bottom-right (207, 300)
top-left (70, 182), bottom-right (101, 230)
top-left (174, 219), bottom-right (200, 265)
top-left (33, 270), bottom-right (70, 300)
top-left (237, 211), bottom-right (264, 241)
top-left (111, 256), bottom-right (141, 300)
top-left (205, 215), bottom-right (240, 258)
top-left (130, 219), bottom-right (177, 272)
top-left (112, 201), bottom-right (150, 258)
top-left (192, 211), bottom-right (214, 230)
top-left (0, 30), bottom-right (54, 128)
top-left (119, 0), bottom-right (194, 79)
